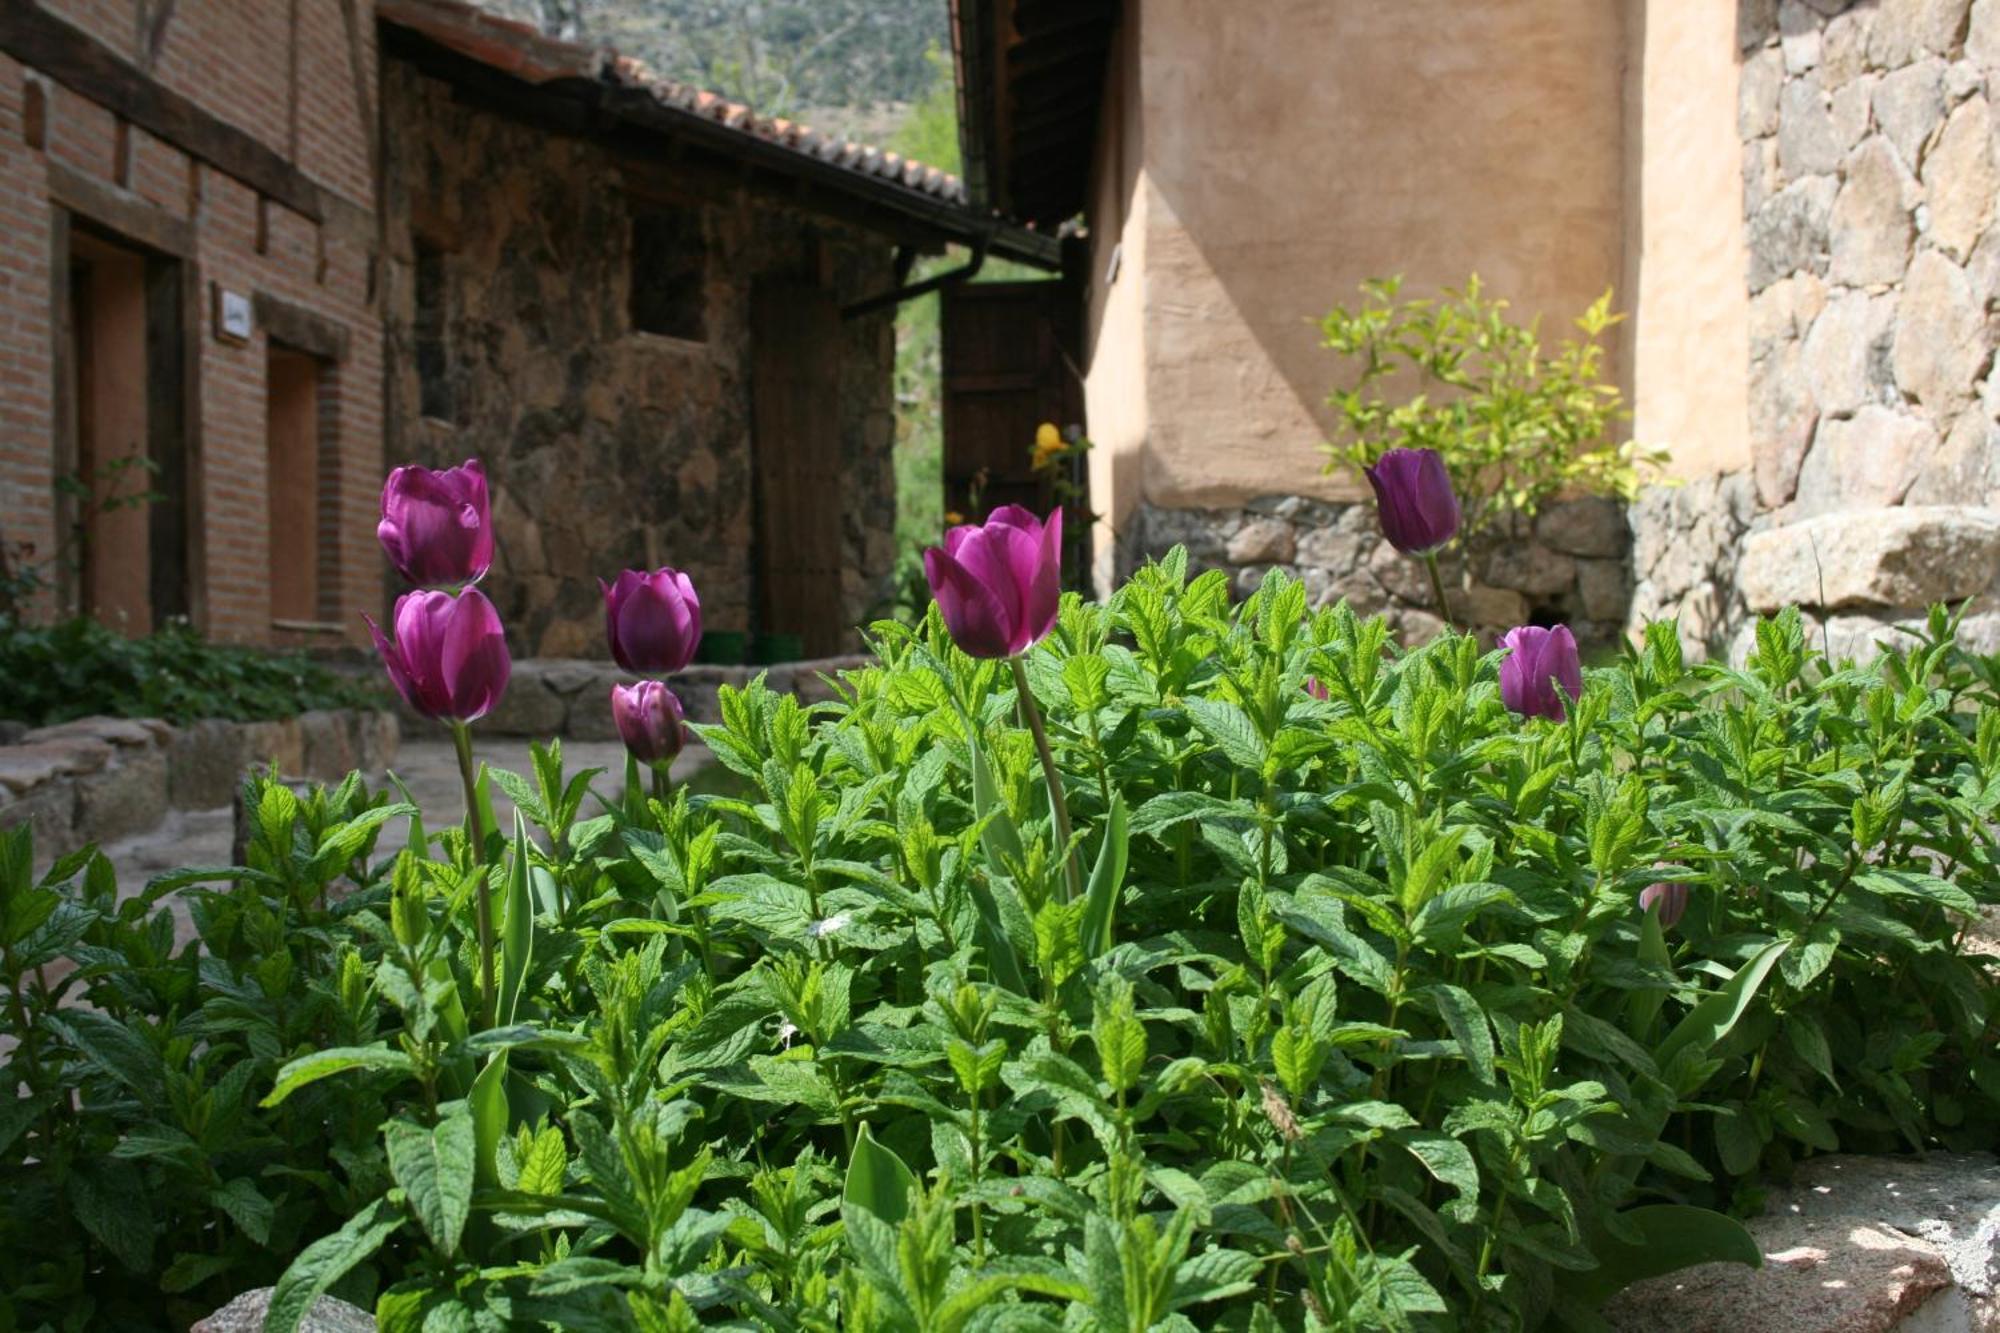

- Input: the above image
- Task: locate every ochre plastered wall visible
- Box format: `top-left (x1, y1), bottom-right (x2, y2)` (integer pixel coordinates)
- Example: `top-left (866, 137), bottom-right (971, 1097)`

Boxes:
top-left (1093, 0), bottom-right (1627, 515)
top-left (1624, 0), bottom-right (1753, 481)
top-left (1081, 7), bottom-right (1148, 594)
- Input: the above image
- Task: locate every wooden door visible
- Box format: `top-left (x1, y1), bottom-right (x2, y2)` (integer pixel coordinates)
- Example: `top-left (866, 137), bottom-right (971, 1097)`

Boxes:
top-left (940, 279), bottom-right (1084, 527)
top-left (750, 282), bottom-right (845, 657)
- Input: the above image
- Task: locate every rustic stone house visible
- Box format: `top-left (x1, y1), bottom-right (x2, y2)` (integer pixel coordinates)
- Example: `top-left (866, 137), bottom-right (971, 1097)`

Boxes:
top-left (952, 0), bottom-right (2000, 659)
top-left (0, 0), bottom-right (1054, 660)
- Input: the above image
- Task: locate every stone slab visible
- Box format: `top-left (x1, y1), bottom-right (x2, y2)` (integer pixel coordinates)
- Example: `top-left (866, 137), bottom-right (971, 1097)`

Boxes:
top-left (73, 748), bottom-right (169, 846)
top-left (193, 1287), bottom-right (374, 1333)
top-left (1738, 507), bottom-right (2000, 612)
top-left (0, 739), bottom-right (113, 793)
top-left (1606, 1215), bottom-right (1953, 1332)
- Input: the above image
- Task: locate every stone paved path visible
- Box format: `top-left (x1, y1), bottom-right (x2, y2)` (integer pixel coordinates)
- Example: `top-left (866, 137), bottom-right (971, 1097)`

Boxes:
top-left (11, 736), bottom-right (718, 1058)
top-left (93, 735), bottom-right (712, 916)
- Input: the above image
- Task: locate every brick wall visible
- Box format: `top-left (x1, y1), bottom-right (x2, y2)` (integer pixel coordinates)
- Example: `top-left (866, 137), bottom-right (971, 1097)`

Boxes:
top-left (0, 1), bottom-right (382, 647)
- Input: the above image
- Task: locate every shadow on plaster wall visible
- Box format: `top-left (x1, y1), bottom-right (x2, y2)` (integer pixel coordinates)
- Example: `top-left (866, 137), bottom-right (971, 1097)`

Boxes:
top-left (1138, 1), bottom-right (1630, 505)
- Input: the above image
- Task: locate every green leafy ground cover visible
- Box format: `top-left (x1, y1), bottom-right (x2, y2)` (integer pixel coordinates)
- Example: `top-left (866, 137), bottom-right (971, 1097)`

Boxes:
top-left (2, 556), bottom-right (1997, 1330)
top-left (0, 617), bottom-right (383, 728)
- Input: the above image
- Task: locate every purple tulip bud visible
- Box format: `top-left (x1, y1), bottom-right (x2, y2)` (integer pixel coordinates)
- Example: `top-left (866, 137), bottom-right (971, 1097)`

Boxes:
top-left (611, 681), bottom-right (688, 766)
top-left (1364, 448), bottom-right (1460, 556)
top-left (1304, 676), bottom-right (1329, 701)
top-left (378, 459), bottom-right (493, 589)
top-left (366, 588), bottom-right (511, 723)
top-left (601, 568), bottom-right (702, 674)
top-left (1499, 624), bottom-right (1584, 721)
top-left (922, 505), bottom-right (1063, 659)
top-left (1640, 881), bottom-right (1690, 929)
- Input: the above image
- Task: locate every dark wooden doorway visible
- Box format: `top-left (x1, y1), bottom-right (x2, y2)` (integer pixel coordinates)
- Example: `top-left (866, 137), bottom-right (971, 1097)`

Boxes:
top-left (57, 222), bottom-right (190, 632)
top-left (939, 279), bottom-right (1084, 529)
top-left (750, 282), bottom-right (846, 658)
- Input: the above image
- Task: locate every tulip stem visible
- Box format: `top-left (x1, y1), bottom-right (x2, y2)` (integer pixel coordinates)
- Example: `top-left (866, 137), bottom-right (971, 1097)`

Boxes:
top-left (1010, 656), bottom-right (1082, 902)
top-left (1423, 551), bottom-right (1457, 634)
top-left (651, 763), bottom-right (671, 808)
top-left (450, 721), bottom-right (496, 1029)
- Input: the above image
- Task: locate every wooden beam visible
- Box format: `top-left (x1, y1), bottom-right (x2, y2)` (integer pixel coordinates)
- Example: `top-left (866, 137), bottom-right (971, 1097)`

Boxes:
top-left (0, 2), bottom-right (329, 222)
top-left (254, 290), bottom-right (351, 361)
top-left (48, 161), bottom-right (195, 258)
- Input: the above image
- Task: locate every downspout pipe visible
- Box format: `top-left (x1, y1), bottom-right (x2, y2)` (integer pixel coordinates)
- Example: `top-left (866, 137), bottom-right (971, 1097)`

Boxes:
top-left (841, 235), bottom-right (989, 320)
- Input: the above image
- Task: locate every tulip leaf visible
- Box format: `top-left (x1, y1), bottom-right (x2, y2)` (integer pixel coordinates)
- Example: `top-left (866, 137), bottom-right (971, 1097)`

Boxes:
top-left (843, 1121), bottom-right (918, 1226)
top-left (1625, 904), bottom-right (1672, 1039)
top-left (1079, 795), bottom-right (1128, 960)
top-left (474, 763), bottom-right (500, 856)
top-left (968, 729), bottom-right (1026, 875)
top-left (622, 753), bottom-right (646, 825)
top-left (1654, 938), bottom-right (1788, 1072)
top-left (386, 770), bottom-right (429, 859)
top-left (1558, 1205), bottom-right (1761, 1307)
top-left (500, 811), bottom-right (535, 1027)
top-left (964, 727), bottom-right (1031, 993)
top-left (469, 1050), bottom-right (509, 1191)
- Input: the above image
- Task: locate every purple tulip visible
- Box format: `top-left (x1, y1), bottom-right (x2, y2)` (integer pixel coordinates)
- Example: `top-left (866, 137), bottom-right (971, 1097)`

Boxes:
top-left (922, 505), bottom-right (1063, 659)
top-left (601, 568), bottom-right (702, 675)
top-left (367, 588), bottom-right (511, 723)
top-left (1499, 624), bottom-right (1583, 721)
top-left (1365, 448), bottom-right (1460, 556)
top-left (378, 459), bottom-right (494, 589)
top-left (1640, 881), bottom-right (1690, 929)
top-left (611, 681), bottom-right (688, 766)
top-left (1304, 676), bottom-right (1329, 701)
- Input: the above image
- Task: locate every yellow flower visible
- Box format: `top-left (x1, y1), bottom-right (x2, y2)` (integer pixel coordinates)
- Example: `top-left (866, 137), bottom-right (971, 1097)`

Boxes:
top-left (1035, 422), bottom-right (1062, 451)
top-left (944, 510), bottom-right (966, 526)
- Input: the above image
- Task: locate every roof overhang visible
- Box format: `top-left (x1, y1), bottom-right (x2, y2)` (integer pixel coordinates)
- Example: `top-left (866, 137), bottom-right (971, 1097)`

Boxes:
top-left (377, 0), bottom-right (1062, 270)
top-left (949, 0), bottom-right (1117, 228)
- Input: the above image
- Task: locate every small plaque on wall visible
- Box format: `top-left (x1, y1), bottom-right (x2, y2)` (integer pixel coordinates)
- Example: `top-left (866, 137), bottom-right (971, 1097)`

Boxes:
top-left (213, 285), bottom-right (253, 344)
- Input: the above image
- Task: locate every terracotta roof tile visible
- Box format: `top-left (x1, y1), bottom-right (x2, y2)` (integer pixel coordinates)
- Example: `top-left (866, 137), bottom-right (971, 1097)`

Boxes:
top-left (376, 0), bottom-right (971, 207)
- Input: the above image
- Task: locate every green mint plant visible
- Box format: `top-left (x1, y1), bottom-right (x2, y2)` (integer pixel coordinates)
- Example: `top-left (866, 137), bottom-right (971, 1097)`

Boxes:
top-left (2, 567), bottom-right (1996, 1331)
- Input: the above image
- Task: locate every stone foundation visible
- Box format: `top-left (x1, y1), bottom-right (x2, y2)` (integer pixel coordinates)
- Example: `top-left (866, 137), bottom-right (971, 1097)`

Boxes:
top-left (1119, 495), bottom-right (1634, 644)
top-left (0, 709), bottom-right (399, 861)
top-left (451, 654), bottom-right (871, 741)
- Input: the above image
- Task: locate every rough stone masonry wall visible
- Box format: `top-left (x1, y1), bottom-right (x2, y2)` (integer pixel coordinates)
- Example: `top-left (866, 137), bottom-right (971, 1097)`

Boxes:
top-left (1122, 496), bottom-right (1634, 645)
top-left (1635, 0), bottom-right (2000, 662)
top-left (380, 63), bottom-right (898, 658)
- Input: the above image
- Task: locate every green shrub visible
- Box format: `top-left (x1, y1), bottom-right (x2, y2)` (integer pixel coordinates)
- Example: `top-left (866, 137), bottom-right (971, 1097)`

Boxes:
top-left (1319, 276), bottom-right (1668, 546)
top-left (3, 556), bottom-right (1996, 1330)
top-left (0, 617), bottom-right (383, 727)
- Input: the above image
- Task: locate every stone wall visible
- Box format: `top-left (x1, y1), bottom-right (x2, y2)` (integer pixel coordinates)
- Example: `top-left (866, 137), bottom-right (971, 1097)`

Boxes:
top-left (440, 654), bottom-right (871, 741)
top-left (1121, 496), bottom-right (1633, 644)
top-left (1636, 0), bottom-right (2000, 661)
top-left (0, 709), bottom-right (399, 861)
top-left (380, 62), bottom-right (899, 658)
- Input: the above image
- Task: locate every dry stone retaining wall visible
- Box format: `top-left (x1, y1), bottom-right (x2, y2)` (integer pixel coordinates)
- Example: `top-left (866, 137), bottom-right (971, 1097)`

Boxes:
top-left (1638, 0), bottom-right (2000, 662)
top-left (450, 654), bottom-right (872, 741)
top-left (0, 709), bottom-right (398, 861)
top-left (1119, 495), bottom-right (1633, 644)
